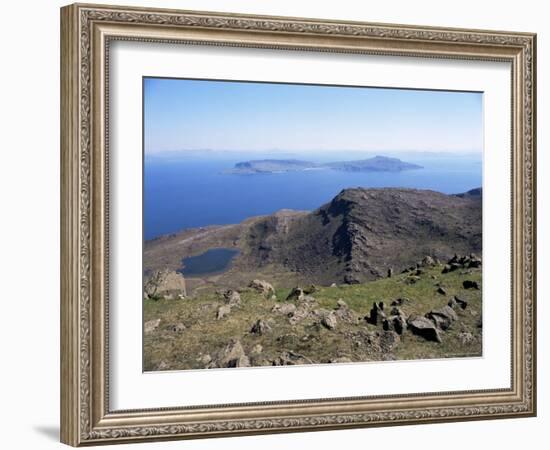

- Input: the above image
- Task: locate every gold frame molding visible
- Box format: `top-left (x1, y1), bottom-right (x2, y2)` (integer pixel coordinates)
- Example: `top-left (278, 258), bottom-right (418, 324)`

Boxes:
top-left (60, 3), bottom-right (537, 446)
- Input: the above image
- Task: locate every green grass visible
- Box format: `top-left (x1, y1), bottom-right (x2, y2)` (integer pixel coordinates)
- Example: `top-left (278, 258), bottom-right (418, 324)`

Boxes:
top-left (143, 264), bottom-right (482, 371)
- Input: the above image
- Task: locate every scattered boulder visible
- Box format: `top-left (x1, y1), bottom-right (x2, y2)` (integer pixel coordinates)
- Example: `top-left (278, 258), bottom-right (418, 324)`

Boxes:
top-left (334, 299), bottom-right (356, 323)
top-left (463, 280), bottom-right (480, 290)
top-left (286, 287), bottom-right (304, 301)
top-left (426, 305), bottom-right (458, 330)
top-left (449, 295), bottom-right (468, 310)
top-left (442, 254), bottom-right (482, 273)
top-left (156, 360), bottom-right (170, 371)
top-left (436, 287), bottom-right (447, 296)
top-left (407, 316), bottom-right (442, 343)
top-left (383, 315), bottom-right (407, 335)
top-left (199, 354), bottom-right (212, 365)
top-left (251, 344), bottom-right (263, 354)
top-left (366, 301), bottom-right (386, 325)
top-left (458, 331), bottom-right (476, 346)
top-left (249, 279), bottom-right (275, 296)
top-left (222, 289), bottom-right (241, 306)
top-left (421, 255), bottom-right (436, 267)
top-left (321, 312), bottom-right (338, 330)
top-left (216, 305), bottom-right (231, 320)
top-left (271, 303), bottom-right (297, 316)
top-left (144, 318), bottom-right (161, 334)
top-left (144, 269), bottom-right (187, 299)
top-left (391, 297), bottom-right (410, 307)
top-left (166, 322), bottom-right (186, 333)
top-left (330, 283), bottom-right (337, 288)
top-left (250, 319), bottom-right (272, 335)
top-left (379, 330), bottom-right (401, 352)
top-left (289, 306), bottom-right (310, 325)
top-left (218, 339), bottom-right (250, 368)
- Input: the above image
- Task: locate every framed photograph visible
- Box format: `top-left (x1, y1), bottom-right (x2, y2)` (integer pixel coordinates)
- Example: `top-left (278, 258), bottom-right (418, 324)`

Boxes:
top-left (60, 3), bottom-right (536, 446)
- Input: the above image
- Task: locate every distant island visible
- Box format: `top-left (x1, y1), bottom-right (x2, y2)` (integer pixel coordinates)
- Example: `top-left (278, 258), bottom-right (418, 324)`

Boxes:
top-left (225, 155), bottom-right (423, 174)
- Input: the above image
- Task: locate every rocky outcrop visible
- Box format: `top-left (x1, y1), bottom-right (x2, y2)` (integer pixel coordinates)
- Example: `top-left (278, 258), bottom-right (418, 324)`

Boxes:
top-left (442, 254), bottom-right (482, 273)
top-left (222, 289), bottom-right (241, 306)
top-left (144, 318), bottom-right (161, 334)
top-left (250, 319), bottom-right (272, 335)
top-left (271, 303), bottom-right (297, 316)
top-left (407, 316), bottom-right (442, 343)
top-left (425, 305), bottom-right (458, 331)
top-left (216, 305), bottom-right (231, 320)
top-left (463, 280), bottom-right (480, 290)
top-left (214, 339), bottom-right (250, 368)
top-left (366, 301), bottom-right (386, 325)
top-left (248, 279), bottom-right (275, 296)
top-left (144, 269), bottom-right (187, 299)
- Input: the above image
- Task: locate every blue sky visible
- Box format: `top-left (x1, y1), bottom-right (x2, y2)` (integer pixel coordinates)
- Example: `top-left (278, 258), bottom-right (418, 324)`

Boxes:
top-left (144, 77), bottom-right (483, 155)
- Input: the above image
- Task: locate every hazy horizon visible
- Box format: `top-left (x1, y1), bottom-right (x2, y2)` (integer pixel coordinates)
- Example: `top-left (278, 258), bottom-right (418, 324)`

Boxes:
top-left (144, 78), bottom-right (483, 155)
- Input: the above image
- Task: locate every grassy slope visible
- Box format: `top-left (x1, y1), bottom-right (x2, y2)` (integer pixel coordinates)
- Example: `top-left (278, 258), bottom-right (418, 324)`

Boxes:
top-left (143, 264), bottom-right (482, 371)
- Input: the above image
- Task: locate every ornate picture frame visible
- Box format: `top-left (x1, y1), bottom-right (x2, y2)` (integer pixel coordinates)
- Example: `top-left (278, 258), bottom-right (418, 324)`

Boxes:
top-left (60, 3), bottom-right (536, 446)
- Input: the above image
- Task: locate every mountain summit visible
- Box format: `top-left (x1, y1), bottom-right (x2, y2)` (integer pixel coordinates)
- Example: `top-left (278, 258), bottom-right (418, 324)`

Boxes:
top-left (145, 188), bottom-right (481, 289)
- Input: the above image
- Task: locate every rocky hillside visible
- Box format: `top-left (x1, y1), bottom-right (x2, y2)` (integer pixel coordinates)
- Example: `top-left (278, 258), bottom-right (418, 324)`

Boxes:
top-left (245, 188), bottom-right (481, 284)
top-left (144, 254), bottom-right (482, 371)
top-left (144, 187), bottom-right (481, 291)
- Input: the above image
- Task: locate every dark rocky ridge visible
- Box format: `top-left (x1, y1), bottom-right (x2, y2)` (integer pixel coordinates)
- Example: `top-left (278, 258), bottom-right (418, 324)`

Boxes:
top-left (144, 187), bottom-right (481, 289)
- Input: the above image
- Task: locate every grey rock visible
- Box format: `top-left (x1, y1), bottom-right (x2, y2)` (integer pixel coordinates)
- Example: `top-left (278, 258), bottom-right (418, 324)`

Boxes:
top-left (156, 360), bottom-right (170, 371)
top-left (216, 304), bottom-right (231, 320)
top-left (383, 315), bottom-right (407, 335)
top-left (167, 322), bottom-right (186, 333)
top-left (144, 269), bottom-right (187, 299)
top-left (426, 305), bottom-right (458, 330)
top-left (379, 330), bottom-right (401, 352)
top-left (321, 312), bottom-right (338, 330)
top-left (286, 287), bottom-right (305, 302)
top-left (366, 301), bottom-right (386, 325)
top-left (219, 339), bottom-right (250, 368)
top-left (249, 279), bottom-right (275, 296)
top-left (458, 332), bottom-right (476, 345)
top-left (463, 280), bottom-right (480, 290)
top-left (199, 354), bottom-right (212, 365)
top-left (250, 319), bottom-right (272, 335)
top-left (289, 306), bottom-right (310, 325)
top-left (334, 299), bottom-right (356, 323)
top-left (391, 297), bottom-right (410, 307)
top-left (144, 318), bottom-right (161, 334)
top-left (271, 303), bottom-right (297, 316)
top-left (407, 316), bottom-right (442, 343)
top-left (421, 255), bottom-right (436, 267)
top-left (449, 295), bottom-right (468, 310)
top-left (223, 289), bottom-right (241, 306)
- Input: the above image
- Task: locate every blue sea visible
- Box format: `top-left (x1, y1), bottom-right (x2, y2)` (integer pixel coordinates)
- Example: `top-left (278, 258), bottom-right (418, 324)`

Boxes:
top-left (144, 153), bottom-right (482, 241)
